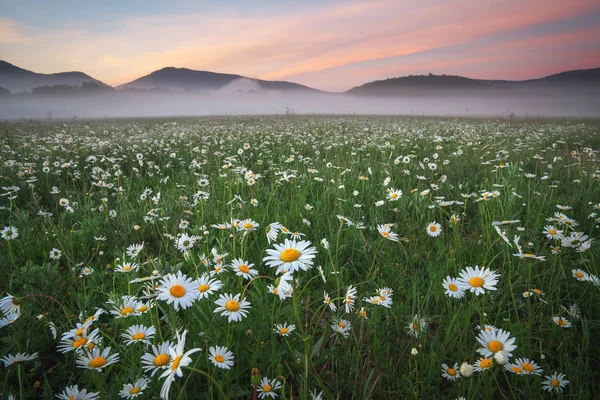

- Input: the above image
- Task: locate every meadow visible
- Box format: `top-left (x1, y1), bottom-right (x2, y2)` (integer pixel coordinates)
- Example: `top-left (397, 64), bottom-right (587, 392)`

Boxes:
top-left (1, 116), bottom-right (599, 399)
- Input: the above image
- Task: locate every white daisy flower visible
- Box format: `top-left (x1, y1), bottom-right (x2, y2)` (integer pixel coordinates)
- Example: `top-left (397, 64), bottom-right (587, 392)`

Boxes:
top-left (119, 377), bottom-right (150, 399)
top-left (76, 347), bottom-right (119, 371)
top-left (56, 385), bottom-right (99, 400)
top-left (156, 271), bottom-right (196, 311)
top-left (458, 266), bottom-right (499, 296)
top-left (208, 345), bottom-right (234, 369)
top-left (542, 372), bottom-right (569, 393)
top-left (476, 328), bottom-right (517, 359)
top-left (159, 330), bottom-right (201, 400)
top-left (441, 363), bottom-right (461, 381)
top-left (263, 238), bottom-right (317, 274)
top-left (231, 258), bottom-right (258, 280)
top-left (426, 221), bottom-right (442, 237)
top-left (141, 341), bottom-right (173, 377)
top-left (193, 275), bottom-right (223, 299)
top-left (442, 276), bottom-right (465, 298)
top-left (274, 322), bottom-right (296, 337)
top-left (121, 324), bottom-right (157, 346)
top-left (213, 293), bottom-right (251, 322)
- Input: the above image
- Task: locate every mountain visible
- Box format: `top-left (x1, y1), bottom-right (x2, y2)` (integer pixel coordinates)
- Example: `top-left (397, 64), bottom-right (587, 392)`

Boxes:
top-left (347, 68), bottom-right (600, 96)
top-left (117, 67), bottom-right (321, 93)
top-left (0, 60), bottom-right (110, 93)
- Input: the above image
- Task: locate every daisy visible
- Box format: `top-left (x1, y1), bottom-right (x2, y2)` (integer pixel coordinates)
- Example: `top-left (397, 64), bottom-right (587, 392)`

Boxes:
top-left (473, 357), bottom-right (494, 372)
top-left (553, 316), bottom-right (571, 328)
top-left (156, 271), bottom-right (196, 311)
top-left (231, 258), bottom-right (258, 280)
top-left (0, 226), bottom-right (18, 240)
top-left (126, 243), bottom-right (144, 258)
top-left (265, 222), bottom-right (282, 244)
top-left (407, 315), bottom-right (427, 338)
top-left (56, 385), bottom-right (99, 400)
top-left (377, 224), bottom-right (399, 242)
top-left (507, 358), bottom-right (543, 376)
top-left (323, 291), bottom-right (337, 312)
top-left (122, 324), bottom-right (157, 345)
top-left (542, 372), bottom-right (569, 393)
top-left (263, 238), bottom-right (317, 274)
top-left (115, 261), bottom-right (140, 273)
top-left (176, 233), bottom-right (199, 253)
top-left (274, 322), bottom-right (296, 337)
top-left (332, 319), bottom-right (351, 338)
top-left (344, 285), bottom-right (357, 314)
top-left (108, 295), bottom-right (143, 318)
top-left (208, 345), bottom-right (234, 369)
top-left (426, 221), bottom-right (442, 237)
top-left (257, 377), bottom-right (282, 399)
top-left (458, 266), bottom-right (499, 296)
top-left (0, 294), bottom-right (20, 315)
top-left (1, 352), bottom-right (38, 367)
top-left (213, 293), bottom-right (251, 322)
top-left (542, 225), bottom-right (563, 240)
top-left (476, 328), bottom-right (517, 358)
top-left (442, 276), bottom-right (465, 298)
top-left (58, 327), bottom-right (101, 353)
top-left (0, 312), bottom-right (20, 328)
top-left (441, 363), bottom-right (461, 381)
top-left (572, 269), bottom-right (589, 281)
top-left (386, 188), bottom-right (402, 201)
top-left (159, 330), bottom-right (202, 400)
top-left (76, 347), bottom-right (119, 371)
top-left (141, 341), bottom-right (173, 377)
top-left (238, 218), bottom-right (259, 233)
top-left (119, 378), bottom-right (150, 399)
top-left (49, 248), bottom-right (62, 260)
top-left (193, 275), bottom-right (223, 299)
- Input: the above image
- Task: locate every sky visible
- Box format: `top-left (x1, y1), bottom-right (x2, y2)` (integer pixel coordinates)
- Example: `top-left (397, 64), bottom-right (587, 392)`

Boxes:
top-left (1, 0), bottom-right (600, 92)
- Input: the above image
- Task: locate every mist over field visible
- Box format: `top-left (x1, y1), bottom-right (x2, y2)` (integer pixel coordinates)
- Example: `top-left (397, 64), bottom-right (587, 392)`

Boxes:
top-left (2, 88), bottom-right (599, 119)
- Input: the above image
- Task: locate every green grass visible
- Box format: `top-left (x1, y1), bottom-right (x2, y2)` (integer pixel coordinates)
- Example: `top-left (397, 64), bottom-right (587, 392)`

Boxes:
top-left (0, 116), bottom-right (599, 399)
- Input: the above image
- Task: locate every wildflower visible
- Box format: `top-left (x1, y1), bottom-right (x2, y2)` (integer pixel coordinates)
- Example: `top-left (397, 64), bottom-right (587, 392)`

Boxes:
top-left (208, 345), bottom-right (234, 369)
top-left (141, 341), bottom-right (173, 377)
top-left (426, 221), bottom-right (442, 237)
top-left (257, 377), bottom-right (282, 399)
top-left (58, 327), bottom-right (101, 353)
top-left (231, 258), bottom-right (258, 280)
top-left (407, 315), bottom-right (427, 338)
top-left (458, 266), bottom-right (499, 295)
top-left (119, 378), bottom-right (150, 399)
top-left (377, 224), bottom-right (399, 242)
top-left (213, 293), bottom-right (251, 322)
top-left (1, 352), bottom-right (38, 367)
top-left (505, 358), bottom-right (543, 376)
top-left (159, 330), bottom-right (202, 400)
top-left (266, 222), bottom-right (282, 244)
top-left (263, 238), bottom-right (317, 274)
top-left (332, 319), bottom-right (351, 338)
top-left (344, 285), bottom-right (357, 314)
top-left (126, 243), bottom-right (144, 258)
top-left (459, 362), bottom-right (474, 377)
top-left (49, 248), bottom-right (62, 260)
top-left (441, 363), bottom-right (460, 381)
top-left (473, 357), bottom-right (494, 372)
top-left (553, 316), bottom-right (571, 328)
top-left (115, 261), bottom-right (140, 273)
top-left (107, 295), bottom-right (143, 319)
top-left (193, 275), bottom-right (223, 299)
top-left (156, 271), bottom-right (196, 311)
top-left (0, 294), bottom-right (20, 315)
top-left (386, 188), bottom-right (402, 201)
top-left (122, 325), bottom-right (156, 345)
top-left (542, 225), bottom-right (563, 240)
top-left (323, 291), bottom-right (337, 312)
top-left (76, 347), bottom-right (119, 371)
top-left (274, 322), bottom-right (296, 337)
top-left (542, 372), bottom-right (569, 393)
top-left (56, 385), bottom-right (99, 400)
top-left (442, 276), bottom-right (465, 298)
top-left (476, 328), bottom-right (517, 359)
top-left (0, 226), bottom-right (18, 240)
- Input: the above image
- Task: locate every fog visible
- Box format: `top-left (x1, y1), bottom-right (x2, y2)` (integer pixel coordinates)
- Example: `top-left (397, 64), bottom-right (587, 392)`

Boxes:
top-left (1, 88), bottom-right (599, 119)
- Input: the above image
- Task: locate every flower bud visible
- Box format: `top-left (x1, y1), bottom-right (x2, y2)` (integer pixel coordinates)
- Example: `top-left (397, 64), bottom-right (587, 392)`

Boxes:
top-left (460, 362), bottom-right (474, 378)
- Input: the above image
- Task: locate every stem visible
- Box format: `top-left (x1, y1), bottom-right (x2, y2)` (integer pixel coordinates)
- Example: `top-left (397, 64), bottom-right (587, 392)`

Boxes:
top-left (183, 367), bottom-right (229, 400)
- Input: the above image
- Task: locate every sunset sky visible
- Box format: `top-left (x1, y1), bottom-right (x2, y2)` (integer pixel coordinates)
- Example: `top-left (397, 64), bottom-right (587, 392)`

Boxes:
top-left (2, 0), bottom-right (600, 91)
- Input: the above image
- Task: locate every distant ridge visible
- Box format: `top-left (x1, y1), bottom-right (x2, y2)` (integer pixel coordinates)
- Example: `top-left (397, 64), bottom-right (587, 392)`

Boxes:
top-left (0, 60), bottom-right (109, 93)
top-left (117, 66), bottom-right (322, 93)
top-left (346, 68), bottom-right (600, 96)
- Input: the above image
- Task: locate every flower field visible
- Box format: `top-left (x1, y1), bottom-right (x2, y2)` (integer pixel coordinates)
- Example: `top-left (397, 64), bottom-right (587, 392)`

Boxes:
top-left (1, 116), bottom-right (599, 399)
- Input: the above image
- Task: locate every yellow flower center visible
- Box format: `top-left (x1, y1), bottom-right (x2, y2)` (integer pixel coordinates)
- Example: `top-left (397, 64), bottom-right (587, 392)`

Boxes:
top-left (153, 353), bottom-right (170, 367)
top-left (225, 300), bottom-right (240, 311)
top-left (522, 363), bottom-right (534, 373)
top-left (215, 355), bottom-right (225, 363)
top-left (429, 225), bottom-right (437, 232)
top-left (132, 333), bottom-right (146, 340)
top-left (137, 305), bottom-right (148, 312)
top-left (263, 384), bottom-right (272, 392)
top-left (89, 357), bottom-right (107, 368)
top-left (123, 266), bottom-right (131, 271)
top-left (75, 328), bottom-right (84, 336)
top-left (382, 232), bottom-right (390, 238)
top-left (412, 322), bottom-right (419, 331)
top-left (511, 366), bottom-right (523, 373)
top-left (170, 285), bottom-right (186, 298)
top-left (280, 248), bottom-right (300, 262)
top-left (391, 193), bottom-right (398, 199)
top-left (488, 340), bottom-right (503, 352)
top-left (84, 316), bottom-right (95, 323)
top-left (338, 322), bottom-right (346, 329)
top-left (557, 318), bottom-right (567, 326)
top-left (549, 229), bottom-right (557, 235)
top-left (551, 379), bottom-right (560, 388)
top-left (171, 355), bottom-right (183, 371)
top-left (120, 307), bottom-right (135, 316)
top-left (130, 387), bottom-right (141, 395)
top-left (244, 223), bottom-right (253, 229)
top-left (447, 368), bottom-right (456, 376)
top-left (448, 283), bottom-right (458, 292)
top-left (72, 337), bottom-right (87, 348)
top-left (469, 277), bottom-right (484, 287)
top-left (198, 284), bottom-right (210, 292)
top-left (279, 327), bottom-right (289, 334)
top-left (480, 358), bottom-right (493, 368)
top-left (239, 264), bottom-right (249, 273)
top-left (575, 272), bottom-right (584, 278)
